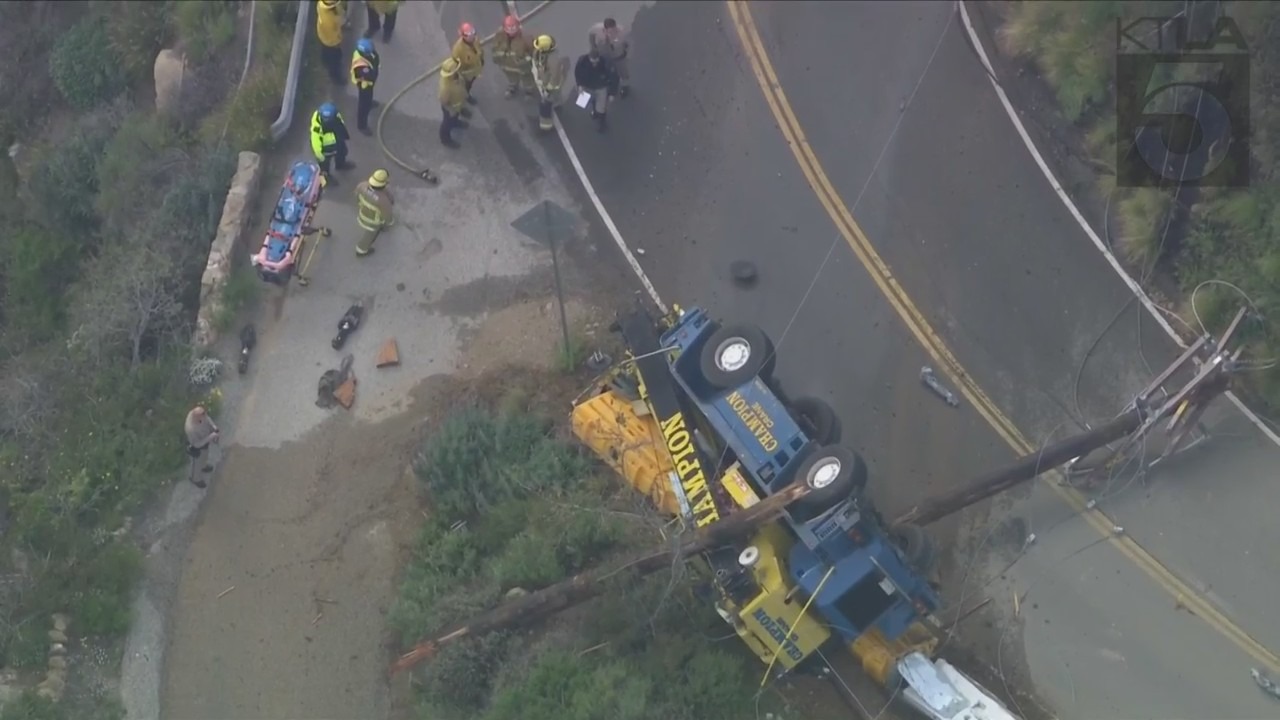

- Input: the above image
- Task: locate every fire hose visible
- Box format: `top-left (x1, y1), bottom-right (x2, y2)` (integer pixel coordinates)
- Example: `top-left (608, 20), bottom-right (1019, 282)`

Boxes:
top-left (374, 0), bottom-right (557, 183)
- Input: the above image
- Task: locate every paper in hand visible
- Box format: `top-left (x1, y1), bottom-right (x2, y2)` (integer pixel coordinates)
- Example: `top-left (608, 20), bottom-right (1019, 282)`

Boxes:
top-left (576, 91), bottom-right (591, 109)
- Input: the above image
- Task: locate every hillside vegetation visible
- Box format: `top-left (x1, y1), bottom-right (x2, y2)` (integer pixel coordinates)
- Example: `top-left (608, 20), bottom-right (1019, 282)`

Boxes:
top-left (394, 400), bottom-right (789, 720)
top-left (0, 1), bottom-right (302, 713)
top-left (999, 1), bottom-right (1280, 404)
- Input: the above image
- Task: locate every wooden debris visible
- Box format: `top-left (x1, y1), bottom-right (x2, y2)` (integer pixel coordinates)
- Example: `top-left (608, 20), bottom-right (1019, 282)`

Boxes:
top-left (333, 375), bottom-right (357, 409)
top-left (389, 483), bottom-right (810, 676)
top-left (376, 338), bottom-right (400, 368)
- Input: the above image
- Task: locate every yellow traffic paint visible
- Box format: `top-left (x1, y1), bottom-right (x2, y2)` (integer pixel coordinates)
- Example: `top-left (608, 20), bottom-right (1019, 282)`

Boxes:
top-left (725, 0), bottom-right (1280, 674)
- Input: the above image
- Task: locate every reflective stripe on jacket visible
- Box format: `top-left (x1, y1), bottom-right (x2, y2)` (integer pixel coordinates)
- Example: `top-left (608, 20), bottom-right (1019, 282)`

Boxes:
top-left (310, 111), bottom-right (345, 159)
top-left (493, 34), bottom-right (532, 74)
top-left (355, 182), bottom-right (393, 230)
top-left (450, 38), bottom-right (484, 80)
top-left (351, 51), bottom-right (378, 88)
top-left (316, 3), bottom-right (343, 47)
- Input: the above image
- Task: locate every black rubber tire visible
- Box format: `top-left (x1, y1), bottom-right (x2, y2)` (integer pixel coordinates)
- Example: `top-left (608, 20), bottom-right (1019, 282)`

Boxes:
top-left (791, 396), bottom-right (842, 445)
top-left (699, 323), bottom-right (774, 389)
top-left (891, 523), bottom-right (937, 574)
top-left (790, 445), bottom-right (867, 522)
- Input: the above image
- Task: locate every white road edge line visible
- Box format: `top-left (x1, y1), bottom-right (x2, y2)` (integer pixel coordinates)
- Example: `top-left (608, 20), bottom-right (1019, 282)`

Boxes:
top-left (552, 115), bottom-right (667, 313)
top-left (955, 0), bottom-right (1280, 446)
top-left (507, 0), bottom-right (667, 313)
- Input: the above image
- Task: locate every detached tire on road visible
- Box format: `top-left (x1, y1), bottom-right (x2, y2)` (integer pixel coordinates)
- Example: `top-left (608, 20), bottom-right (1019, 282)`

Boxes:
top-left (700, 323), bottom-right (775, 389)
top-left (791, 396), bottom-right (842, 445)
top-left (790, 445), bottom-right (867, 522)
top-left (891, 523), bottom-right (937, 574)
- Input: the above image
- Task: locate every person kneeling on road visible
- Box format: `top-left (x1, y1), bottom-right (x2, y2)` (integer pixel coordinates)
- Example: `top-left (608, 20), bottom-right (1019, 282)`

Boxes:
top-left (311, 102), bottom-right (355, 184)
top-left (574, 48), bottom-right (619, 132)
top-left (438, 58), bottom-right (469, 149)
top-left (354, 169), bottom-right (395, 257)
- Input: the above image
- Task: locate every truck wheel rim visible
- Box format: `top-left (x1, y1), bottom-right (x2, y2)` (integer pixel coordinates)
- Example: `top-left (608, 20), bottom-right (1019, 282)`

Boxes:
top-left (716, 338), bottom-right (751, 372)
top-left (810, 458), bottom-right (842, 489)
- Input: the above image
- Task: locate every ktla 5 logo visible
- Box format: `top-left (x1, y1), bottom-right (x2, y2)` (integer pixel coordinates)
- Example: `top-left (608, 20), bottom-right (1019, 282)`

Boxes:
top-left (1115, 14), bottom-right (1250, 188)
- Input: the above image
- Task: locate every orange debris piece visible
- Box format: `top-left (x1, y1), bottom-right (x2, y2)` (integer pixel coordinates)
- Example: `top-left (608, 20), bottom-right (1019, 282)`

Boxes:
top-left (376, 338), bottom-right (400, 368)
top-left (333, 376), bottom-right (357, 409)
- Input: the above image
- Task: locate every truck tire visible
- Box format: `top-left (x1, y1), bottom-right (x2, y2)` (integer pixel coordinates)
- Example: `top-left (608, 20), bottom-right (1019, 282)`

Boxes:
top-left (699, 323), bottom-right (775, 389)
top-left (791, 396), bottom-right (842, 445)
top-left (790, 445), bottom-right (867, 522)
top-left (891, 523), bottom-right (936, 574)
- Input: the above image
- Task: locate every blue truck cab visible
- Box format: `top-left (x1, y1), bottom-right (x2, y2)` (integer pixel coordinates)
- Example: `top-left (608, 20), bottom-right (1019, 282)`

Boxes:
top-left (656, 306), bottom-right (941, 648)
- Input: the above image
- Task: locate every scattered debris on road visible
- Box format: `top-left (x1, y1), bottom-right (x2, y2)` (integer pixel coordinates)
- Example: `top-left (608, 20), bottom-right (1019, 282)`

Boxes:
top-left (217, 586), bottom-right (236, 599)
top-left (920, 366), bottom-right (961, 407)
top-left (332, 303), bottom-right (365, 350)
top-left (238, 324), bottom-right (257, 375)
top-left (317, 354), bottom-right (356, 409)
top-left (1252, 668), bottom-right (1280, 701)
top-left (730, 260), bottom-right (758, 288)
top-left (376, 338), bottom-right (400, 368)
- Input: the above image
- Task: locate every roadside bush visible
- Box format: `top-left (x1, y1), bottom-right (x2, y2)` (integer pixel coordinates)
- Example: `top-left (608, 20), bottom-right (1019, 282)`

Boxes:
top-left (1, 226), bottom-right (79, 344)
top-left (417, 633), bottom-right (513, 714)
top-left (0, 692), bottom-right (62, 720)
top-left (25, 109), bottom-right (123, 239)
top-left (106, 0), bottom-right (175, 84)
top-left (172, 0), bottom-right (236, 66)
top-left (95, 111), bottom-right (187, 239)
top-left (213, 265), bottom-right (263, 331)
top-left (49, 15), bottom-right (128, 111)
top-left (413, 409), bottom-right (588, 521)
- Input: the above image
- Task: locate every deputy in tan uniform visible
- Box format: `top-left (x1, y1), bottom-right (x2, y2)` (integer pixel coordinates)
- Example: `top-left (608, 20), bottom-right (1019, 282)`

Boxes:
top-left (493, 14), bottom-right (534, 98)
top-left (354, 169), bottom-right (395, 257)
top-left (588, 17), bottom-right (631, 98)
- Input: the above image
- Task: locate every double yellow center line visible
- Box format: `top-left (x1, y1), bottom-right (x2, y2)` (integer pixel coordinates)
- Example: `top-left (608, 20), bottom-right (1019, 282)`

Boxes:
top-left (725, 0), bottom-right (1280, 674)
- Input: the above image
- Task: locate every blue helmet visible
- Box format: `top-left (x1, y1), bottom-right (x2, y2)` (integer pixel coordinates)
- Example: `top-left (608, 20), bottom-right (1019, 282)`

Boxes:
top-left (319, 102), bottom-right (337, 120)
top-left (356, 38), bottom-right (375, 56)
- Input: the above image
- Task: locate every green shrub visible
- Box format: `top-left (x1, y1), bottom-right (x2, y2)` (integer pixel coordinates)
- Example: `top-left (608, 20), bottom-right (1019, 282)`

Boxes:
top-left (0, 621), bottom-right (51, 669)
top-left (25, 116), bottom-right (119, 239)
top-left (1114, 187), bottom-right (1172, 267)
top-left (95, 111), bottom-right (187, 238)
top-left (0, 691), bottom-right (64, 720)
top-left (417, 633), bottom-right (512, 714)
top-left (1, 226), bottom-right (79, 344)
top-left (58, 541), bottom-right (144, 637)
top-left (482, 651), bottom-right (654, 720)
top-left (213, 265), bottom-right (262, 332)
top-left (413, 409), bottom-right (587, 521)
top-left (202, 68), bottom-right (284, 152)
top-left (106, 1), bottom-right (175, 83)
top-left (172, 0), bottom-right (236, 66)
top-left (49, 15), bottom-right (128, 111)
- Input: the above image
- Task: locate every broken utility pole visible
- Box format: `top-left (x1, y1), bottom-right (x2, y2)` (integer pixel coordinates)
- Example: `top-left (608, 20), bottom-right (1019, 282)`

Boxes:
top-left (389, 483), bottom-right (811, 676)
top-left (891, 410), bottom-right (1142, 528)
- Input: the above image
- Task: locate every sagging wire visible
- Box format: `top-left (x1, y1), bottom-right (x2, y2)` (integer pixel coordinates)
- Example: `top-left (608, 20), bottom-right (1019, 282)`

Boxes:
top-left (759, 565), bottom-right (835, 688)
top-left (746, 6), bottom-right (955, 380)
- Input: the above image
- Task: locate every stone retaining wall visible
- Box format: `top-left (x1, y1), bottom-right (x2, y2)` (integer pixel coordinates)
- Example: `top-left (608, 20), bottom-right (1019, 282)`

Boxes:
top-left (194, 151), bottom-right (263, 349)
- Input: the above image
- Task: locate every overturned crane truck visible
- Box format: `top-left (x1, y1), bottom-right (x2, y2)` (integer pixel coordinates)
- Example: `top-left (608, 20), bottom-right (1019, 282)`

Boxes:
top-left (571, 304), bottom-right (1244, 720)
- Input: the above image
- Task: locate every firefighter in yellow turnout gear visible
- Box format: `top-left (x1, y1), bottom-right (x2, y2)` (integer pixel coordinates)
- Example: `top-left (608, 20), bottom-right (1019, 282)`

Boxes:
top-left (531, 34), bottom-right (566, 132)
top-left (354, 169), bottom-right (395, 257)
top-left (493, 15), bottom-right (534, 98)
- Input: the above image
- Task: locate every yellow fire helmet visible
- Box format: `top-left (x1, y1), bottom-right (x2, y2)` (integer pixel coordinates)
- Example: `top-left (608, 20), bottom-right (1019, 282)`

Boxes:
top-left (440, 57), bottom-right (460, 77)
top-left (320, 0), bottom-right (341, 9)
top-left (533, 34), bottom-right (555, 53)
top-left (369, 169), bottom-right (389, 188)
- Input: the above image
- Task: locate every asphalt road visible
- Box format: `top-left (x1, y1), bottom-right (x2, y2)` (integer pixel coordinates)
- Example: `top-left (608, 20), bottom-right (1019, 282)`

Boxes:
top-left (532, 0), bottom-right (1280, 717)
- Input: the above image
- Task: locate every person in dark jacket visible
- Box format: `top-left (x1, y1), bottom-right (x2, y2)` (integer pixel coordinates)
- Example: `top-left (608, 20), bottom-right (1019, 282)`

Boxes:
top-left (574, 48), bottom-right (619, 132)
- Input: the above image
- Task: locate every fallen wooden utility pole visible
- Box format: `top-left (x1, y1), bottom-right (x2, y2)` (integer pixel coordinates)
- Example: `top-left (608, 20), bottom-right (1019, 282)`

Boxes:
top-left (389, 483), bottom-right (810, 676)
top-left (891, 409), bottom-right (1143, 528)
